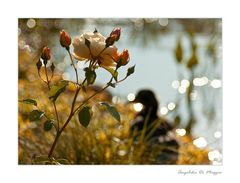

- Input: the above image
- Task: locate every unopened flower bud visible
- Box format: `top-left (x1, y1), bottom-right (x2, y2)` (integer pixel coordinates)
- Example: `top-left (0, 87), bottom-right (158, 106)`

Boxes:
top-left (116, 49), bottom-right (130, 66)
top-left (105, 36), bottom-right (115, 47)
top-left (60, 30), bottom-right (71, 48)
top-left (41, 46), bottom-right (51, 65)
top-left (36, 59), bottom-right (42, 70)
top-left (110, 28), bottom-right (121, 41)
top-left (50, 63), bottom-right (55, 72)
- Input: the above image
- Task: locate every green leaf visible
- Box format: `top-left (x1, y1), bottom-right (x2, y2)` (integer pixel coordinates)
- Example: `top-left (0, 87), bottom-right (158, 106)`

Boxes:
top-left (107, 82), bottom-right (116, 88)
top-left (84, 68), bottom-right (96, 85)
top-left (49, 80), bottom-right (68, 102)
top-left (127, 65), bottom-right (135, 77)
top-left (19, 99), bottom-right (37, 106)
top-left (100, 102), bottom-right (121, 122)
top-left (102, 67), bottom-right (118, 82)
top-left (29, 110), bottom-right (45, 122)
top-left (44, 120), bottom-right (53, 131)
top-left (78, 106), bottom-right (92, 127)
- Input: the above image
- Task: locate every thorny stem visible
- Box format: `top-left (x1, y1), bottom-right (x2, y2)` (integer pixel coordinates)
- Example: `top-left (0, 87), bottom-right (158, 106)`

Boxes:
top-left (115, 75), bottom-right (128, 84)
top-left (47, 47), bottom-right (126, 158)
top-left (53, 104), bottom-right (60, 131)
top-left (38, 70), bottom-right (48, 85)
top-left (48, 48), bottom-right (90, 158)
top-left (73, 84), bottom-right (109, 114)
top-left (73, 67), bottom-right (126, 114)
top-left (67, 48), bottom-right (79, 84)
top-left (48, 74), bottom-right (118, 158)
top-left (44, 66), bottom-right (51, 90)
top-left (44, 65), bottom-right (60, 132)
top-left (48, 78), bottom-right (86, 158)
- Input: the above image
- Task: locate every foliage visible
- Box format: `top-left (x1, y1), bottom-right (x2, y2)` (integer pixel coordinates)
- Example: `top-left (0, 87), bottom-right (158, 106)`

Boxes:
top-left (19, 27), bottom-right (135, 164)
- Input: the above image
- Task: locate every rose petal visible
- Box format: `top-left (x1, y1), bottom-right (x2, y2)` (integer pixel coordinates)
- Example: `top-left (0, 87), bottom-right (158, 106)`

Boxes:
top-left (73, 36), bottom-right (91, 60)
top-left (99, 54), bottom-right (117, 67)
top-left (90, 40), bottom-right (106, 57)
top-left (73, 31), bottom-right (119, 68)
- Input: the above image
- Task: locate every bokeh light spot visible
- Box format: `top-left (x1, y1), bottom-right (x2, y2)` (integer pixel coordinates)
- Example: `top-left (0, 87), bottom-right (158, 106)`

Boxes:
top-left (193, 137), bottom-right (208, 148)
top-left (127, 93), bottom-right (135, 102)
top-left (176, 128), bottom-right (186, 136)
top-left (27, 18), bottom-right (36, 29)
top-left (172, 80), bottom-right (180, 89)
top-left (210, 79), bottom-right (222, 88)
top-left (133, 103), bottom-right (143, 112)
top-left (178, 86), bottom-right (186, 94)
top-left (167, 102), bottom-right (176, 110)
top-left (208, 150), bottom-right (222, 161)
top-left (160, 107), bottom-right (168, 115)
top-left (159, 18), bottom-right (168, 26)
top-left (181, 79), bottom-right (190, 88)
top-left (214, 131), bottom-right (222, 138)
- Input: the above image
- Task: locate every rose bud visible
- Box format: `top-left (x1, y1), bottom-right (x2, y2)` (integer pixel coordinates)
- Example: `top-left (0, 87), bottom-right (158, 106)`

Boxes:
top-left (41, 46), bottom-right (51, 64)
top-left (110, 28), bottom-right (121, 41)
top-left (105, 36), bottom-right (115, 47)
top-left (116, 49), bottom-right (130, 66)
top-left (36, 59), bottom-right (42, 70)
top-left (60, 30), bottom-right (71, 48)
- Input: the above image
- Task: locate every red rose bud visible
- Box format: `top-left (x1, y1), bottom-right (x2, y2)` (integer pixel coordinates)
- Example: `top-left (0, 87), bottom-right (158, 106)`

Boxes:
top-left (41, 46), bottom-right (51, 63)
top-left (117, 49), bottom-right (129, 66)
top-left (60, 30), bottom-right (71, 48)
top-left (110, 28), bottom-right (121, 41)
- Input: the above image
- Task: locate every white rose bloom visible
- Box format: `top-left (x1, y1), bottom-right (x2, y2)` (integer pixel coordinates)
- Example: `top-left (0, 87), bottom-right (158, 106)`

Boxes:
top-left (73, 32), bottom-right (118, 67)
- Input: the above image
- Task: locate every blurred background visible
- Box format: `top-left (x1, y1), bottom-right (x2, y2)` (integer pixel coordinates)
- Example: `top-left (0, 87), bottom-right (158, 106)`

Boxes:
top-left (18, 18), bottom-right (222, 165)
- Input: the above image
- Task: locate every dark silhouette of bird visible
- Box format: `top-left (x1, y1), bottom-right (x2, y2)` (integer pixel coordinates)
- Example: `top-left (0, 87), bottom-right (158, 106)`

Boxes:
top-left (130, 89), bottom-right (179, 164)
